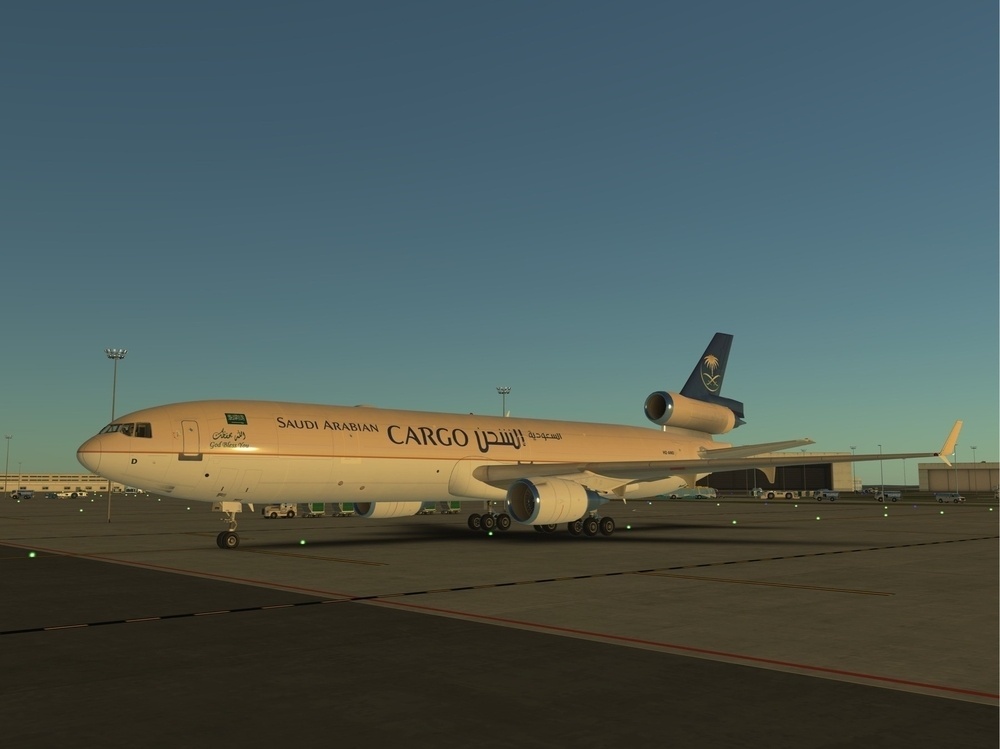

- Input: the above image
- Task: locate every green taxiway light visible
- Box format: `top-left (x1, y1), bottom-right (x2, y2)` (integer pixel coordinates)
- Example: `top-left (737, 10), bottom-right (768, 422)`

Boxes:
top-left (626, 524), bottom-right (632, 530)
top-left (815, 516), bottom-right (821, 521)
top-left (731, 520), bottom-right (737, 525)
top-left (299, 539), bottom-right (306, 546)
top-left (28, 552), bottom-right (36, 558)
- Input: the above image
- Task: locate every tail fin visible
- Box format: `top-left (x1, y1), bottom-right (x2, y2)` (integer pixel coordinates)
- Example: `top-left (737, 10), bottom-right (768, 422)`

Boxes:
top-left (680, 332), bottom-right (746, 423)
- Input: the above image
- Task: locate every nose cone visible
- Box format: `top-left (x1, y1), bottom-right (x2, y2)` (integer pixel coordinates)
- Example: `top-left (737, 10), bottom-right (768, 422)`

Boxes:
top-left (77, 435), bottom-right (102, 473)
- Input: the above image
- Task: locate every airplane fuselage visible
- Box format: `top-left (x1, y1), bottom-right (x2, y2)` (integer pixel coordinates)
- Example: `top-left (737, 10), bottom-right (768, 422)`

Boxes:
top-left (77, 400), bottom-right (718, 505)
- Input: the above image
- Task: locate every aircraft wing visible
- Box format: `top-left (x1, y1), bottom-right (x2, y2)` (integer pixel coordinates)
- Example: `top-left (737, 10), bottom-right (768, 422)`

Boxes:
top-left (472, 421), bottom-right (962, 492)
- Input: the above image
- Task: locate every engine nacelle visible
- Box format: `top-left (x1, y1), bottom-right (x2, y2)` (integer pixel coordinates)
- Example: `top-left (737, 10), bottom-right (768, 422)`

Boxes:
top-left (644, 391), bottom-right (737, 434)
top-left (353, 501), bottom-right (425, 518)
top-left (505, 478), bottom-right (605, 525)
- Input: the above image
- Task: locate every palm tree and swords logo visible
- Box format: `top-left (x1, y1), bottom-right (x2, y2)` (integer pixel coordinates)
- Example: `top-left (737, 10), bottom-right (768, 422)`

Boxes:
top-left (701, 354), bottom-right (722, 393)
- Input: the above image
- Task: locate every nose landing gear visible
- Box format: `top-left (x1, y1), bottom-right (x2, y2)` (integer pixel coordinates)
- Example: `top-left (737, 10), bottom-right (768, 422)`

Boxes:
top-left (212, 501), bottom-right (244, 549)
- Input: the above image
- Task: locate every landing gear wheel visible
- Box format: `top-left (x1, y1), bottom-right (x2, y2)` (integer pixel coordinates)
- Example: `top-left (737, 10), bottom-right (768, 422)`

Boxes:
top-left (583, 517), bottom-right (599, 537)
top-left (218, 531), bottom-right (240, 549)
top-left (543, 524), bottom-right (558, 533)
top-left (599, 517), bottom-right (616, 536)
top-left (496, 513), bottom-right (511, 531)
top-left (568, 519), bottom-right (584, 536)
top-left (468, 513), bottom-right (482, 531)
top-left (481, 513), bottom-right (497, 531)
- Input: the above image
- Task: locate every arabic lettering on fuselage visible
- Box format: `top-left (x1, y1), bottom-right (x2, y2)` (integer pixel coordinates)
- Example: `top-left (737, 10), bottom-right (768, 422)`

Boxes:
top-left (211, 428), bottom-right (249, 449)
top-left (387, 424), bottom-right (526, 453)
top-left (527, 431), bottom-right (562, 441)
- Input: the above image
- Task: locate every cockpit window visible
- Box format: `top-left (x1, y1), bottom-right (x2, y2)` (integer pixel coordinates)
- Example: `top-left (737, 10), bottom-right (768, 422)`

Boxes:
top-left (98, 422), bottom-right (152, 438)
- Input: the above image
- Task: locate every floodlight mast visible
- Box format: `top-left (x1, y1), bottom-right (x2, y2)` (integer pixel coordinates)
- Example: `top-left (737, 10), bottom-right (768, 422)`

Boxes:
top-left (496, 386), bottom-right (511, 417)
top-left (3, 435), bottom-right (11, 495)
top-left (105, 348), bottom-right (127, 522)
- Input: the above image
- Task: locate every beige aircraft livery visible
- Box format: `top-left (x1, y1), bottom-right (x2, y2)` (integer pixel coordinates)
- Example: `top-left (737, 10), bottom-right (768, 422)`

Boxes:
top-left (77, 333), bottom-right (962, 549)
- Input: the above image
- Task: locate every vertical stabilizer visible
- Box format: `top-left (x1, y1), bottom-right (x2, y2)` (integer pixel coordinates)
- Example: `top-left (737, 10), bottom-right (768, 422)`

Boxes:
top-left (681, 332), bottom-right (734, 402)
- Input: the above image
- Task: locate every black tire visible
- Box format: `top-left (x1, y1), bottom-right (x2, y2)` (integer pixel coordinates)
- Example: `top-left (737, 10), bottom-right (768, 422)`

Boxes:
top-left (216, 532), bottom-right (227, 548)
top-left (583, 517), bottom-right (599, 537)
top-left (220, 531), bottom-right (240, 549)
top-left (599, 517), bottom-right (615, 536)
top-left (269, 512), bottom-right (278, 518)
top-left (496, 513), bottom-right (511, 531)
top-left (481, 513), bottom-right (497, 531)
top-left (568, 519), bottom-right (584, 536)
top-left (468, 513), bottom-right (482, 530)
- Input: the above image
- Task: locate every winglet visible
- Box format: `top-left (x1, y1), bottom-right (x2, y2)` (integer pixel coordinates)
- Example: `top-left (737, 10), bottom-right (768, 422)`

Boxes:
top-left (935, 420), bottom-right (963, 466)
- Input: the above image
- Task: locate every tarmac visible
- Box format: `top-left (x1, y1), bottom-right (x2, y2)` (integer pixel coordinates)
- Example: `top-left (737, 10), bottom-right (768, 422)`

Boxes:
top-left (1, 493), bottom-right (997, 748)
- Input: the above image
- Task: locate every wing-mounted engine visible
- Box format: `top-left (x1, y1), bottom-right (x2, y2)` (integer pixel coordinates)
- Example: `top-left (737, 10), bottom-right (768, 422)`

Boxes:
top-left (353, 501), bottom-right (425, 518)
top-left (505, 478), bottom-right (606, 525)
top-left (644, 391), bottom-right (738, 435)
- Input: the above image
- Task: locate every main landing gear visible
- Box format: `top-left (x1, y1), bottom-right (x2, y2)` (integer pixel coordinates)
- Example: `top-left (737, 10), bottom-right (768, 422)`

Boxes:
top-left (467, 510), bottom-right (616, 537)
top-left (212, 501), bottom-right (244, 549)
top-left (564, 515), bottom-right (616, 537)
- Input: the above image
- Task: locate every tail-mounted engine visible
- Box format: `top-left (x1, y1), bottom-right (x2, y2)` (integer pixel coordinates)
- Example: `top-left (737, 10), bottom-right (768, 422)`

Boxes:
top-left (644, 391), bottom-right (737, 435)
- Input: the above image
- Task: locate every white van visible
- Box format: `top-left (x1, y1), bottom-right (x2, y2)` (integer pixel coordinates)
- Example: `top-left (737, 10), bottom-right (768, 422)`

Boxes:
top-left (666, 487), bottom-right (717, 499)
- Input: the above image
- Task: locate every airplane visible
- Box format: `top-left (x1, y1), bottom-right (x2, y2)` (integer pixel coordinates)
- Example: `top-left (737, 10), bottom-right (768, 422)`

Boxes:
top-left (76, 333), bottom-right (962, 549)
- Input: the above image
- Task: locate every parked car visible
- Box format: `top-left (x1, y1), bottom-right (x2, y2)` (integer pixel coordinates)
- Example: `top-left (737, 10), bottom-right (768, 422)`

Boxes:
top-left (814, 489), bottom-right (839, 501)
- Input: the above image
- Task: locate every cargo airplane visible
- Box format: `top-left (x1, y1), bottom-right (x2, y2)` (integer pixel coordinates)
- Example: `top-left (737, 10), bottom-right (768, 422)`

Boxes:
top-left (76, 333), bottom-right (962, 549)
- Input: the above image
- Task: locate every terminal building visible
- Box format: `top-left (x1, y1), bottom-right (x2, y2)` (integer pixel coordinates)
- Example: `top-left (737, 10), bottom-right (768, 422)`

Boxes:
top-left (4, 460), bottom-right (998, 498)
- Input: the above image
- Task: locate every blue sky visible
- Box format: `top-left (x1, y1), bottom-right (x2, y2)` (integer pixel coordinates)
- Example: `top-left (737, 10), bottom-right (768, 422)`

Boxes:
top-left (2, 1), bottom-right (997, 483)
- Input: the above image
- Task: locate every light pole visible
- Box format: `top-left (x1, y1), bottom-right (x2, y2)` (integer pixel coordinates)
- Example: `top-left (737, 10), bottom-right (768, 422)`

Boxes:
top-left (850, 446), bottom-right (856, 493)
top-left (3, 435), bottom-right (10, 495)
top-left (971, 446), bottom-right (978, 492)
top-left (496, 386), bottom-right (510, 417)
top-left (878, 444), bottom-right (883, 498)
top-left (105, 348), bottom-right (127, 522)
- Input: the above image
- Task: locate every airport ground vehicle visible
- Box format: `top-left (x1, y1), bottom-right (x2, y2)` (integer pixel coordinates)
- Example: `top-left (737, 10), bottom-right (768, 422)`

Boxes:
top-left (874, 491), bottom-right (901, 502)
top-left (934, 492), bottom-right (965, 503)
top-left (814, 489), bottom-right (839, 501)
top-left (10, 489), bottom-right (34, 499)
top-left (752, 488), bottom-right (796, 499)
top-left (55, 491), bottom-right (87, 498)
top-left (261, 503), bottom-right (298, 518)
top-left (666, 487), bottom-right (717, 499)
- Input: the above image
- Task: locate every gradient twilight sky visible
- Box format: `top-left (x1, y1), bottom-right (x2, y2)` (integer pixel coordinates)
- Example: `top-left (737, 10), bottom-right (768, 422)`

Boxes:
top-left (3, 1), bottom-right (997, 483)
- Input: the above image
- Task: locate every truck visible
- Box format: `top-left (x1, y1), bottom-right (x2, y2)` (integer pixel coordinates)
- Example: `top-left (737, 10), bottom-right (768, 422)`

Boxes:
top-left (813, 489), bottom-right (839, 501)
top-left (934, 492), bottom-right (965, 503)
top-left (261, 503), bottom-right (298, 518)
top-left (873, 490), bottom-right (901, 503)
top-left (10, 489), bottom-right (34, 499)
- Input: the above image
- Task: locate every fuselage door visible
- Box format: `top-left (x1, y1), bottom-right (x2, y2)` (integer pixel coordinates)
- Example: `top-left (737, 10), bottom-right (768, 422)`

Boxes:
top-left (180, 419), bottom-right (202, 461)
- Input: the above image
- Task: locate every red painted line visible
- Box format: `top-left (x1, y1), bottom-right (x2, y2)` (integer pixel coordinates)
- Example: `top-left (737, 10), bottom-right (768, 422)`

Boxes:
top-left (375, 598), bottom-right (1000, 702)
